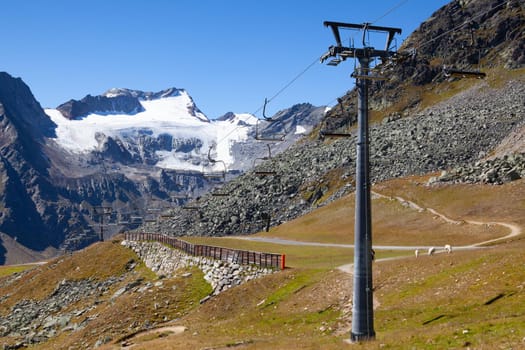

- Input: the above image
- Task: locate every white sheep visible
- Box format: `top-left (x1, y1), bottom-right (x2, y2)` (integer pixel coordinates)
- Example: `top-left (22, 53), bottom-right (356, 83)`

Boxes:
top-left (415, 249), bottom-right (419, 258)
top-left (428, 247), bottom-right (435, 256)
top-left (444, 244), bottom-right (452, 253)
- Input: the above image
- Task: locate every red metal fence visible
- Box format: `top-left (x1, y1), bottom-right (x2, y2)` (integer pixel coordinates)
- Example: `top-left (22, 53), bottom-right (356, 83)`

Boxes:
top-left (124, 232), bottom-right (285, 270)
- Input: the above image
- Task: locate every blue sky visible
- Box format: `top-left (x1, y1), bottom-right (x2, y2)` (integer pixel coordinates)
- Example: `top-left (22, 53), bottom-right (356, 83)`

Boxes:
top-left (1, 0), bottom-right (449, 119)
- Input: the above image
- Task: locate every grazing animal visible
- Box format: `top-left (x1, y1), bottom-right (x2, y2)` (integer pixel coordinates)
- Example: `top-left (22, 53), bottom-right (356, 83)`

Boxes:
top-left (444, 244), bottom-right (452, 253)
top-left (415, 249), bottom-right (419, 258)
top-left (428, 247), bottom-right (436, 256)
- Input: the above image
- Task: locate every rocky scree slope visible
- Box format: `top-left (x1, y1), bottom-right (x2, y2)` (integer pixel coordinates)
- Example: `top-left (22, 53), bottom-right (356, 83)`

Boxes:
top-left (144, 78), bottom-right (525, 237)
top-left (327, 0), bottom-right (525, 124)
top-left (430, 152), bottom-right (525, 185)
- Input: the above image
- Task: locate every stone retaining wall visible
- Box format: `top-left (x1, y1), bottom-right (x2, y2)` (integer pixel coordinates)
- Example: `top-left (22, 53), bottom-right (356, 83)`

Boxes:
top-left (121, 240), bottom-right (276, 295)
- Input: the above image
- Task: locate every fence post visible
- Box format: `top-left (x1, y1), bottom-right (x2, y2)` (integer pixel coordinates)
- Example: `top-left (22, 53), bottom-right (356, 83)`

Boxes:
top-left (280, 254), bottom-right (286, 270)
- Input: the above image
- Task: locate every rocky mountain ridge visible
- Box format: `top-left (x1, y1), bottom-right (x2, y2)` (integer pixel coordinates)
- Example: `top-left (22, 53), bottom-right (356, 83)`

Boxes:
top-left (327, 0), bottom-right (525, 123)
top-left (0, 73), bottom-right (325, 264)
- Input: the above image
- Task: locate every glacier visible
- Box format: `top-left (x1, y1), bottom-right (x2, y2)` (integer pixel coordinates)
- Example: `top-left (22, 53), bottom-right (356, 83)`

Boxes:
top-left (46, 90), bottom-right (258, 171)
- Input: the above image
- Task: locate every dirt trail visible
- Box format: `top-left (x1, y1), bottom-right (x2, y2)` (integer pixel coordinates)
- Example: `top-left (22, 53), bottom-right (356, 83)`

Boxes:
top-left (119, 326), bottom-right (187, 348)
top-left (241, 192), bottom-right (522, 252)
top-left (372, 190), bottom-right (522, 247)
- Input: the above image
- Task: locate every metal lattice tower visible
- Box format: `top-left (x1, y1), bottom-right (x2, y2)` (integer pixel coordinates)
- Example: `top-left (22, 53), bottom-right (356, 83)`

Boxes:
top-left (320, 21), bottom-right (401, 342)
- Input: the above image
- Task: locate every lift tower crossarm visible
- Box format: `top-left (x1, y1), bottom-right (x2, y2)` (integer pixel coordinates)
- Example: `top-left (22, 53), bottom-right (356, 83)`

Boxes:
top-left (323, 21), bottom-right (401, 51)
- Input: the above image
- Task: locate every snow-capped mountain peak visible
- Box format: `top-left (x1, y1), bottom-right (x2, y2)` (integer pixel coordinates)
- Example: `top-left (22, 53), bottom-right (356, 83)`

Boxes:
top-left (45, 88), bottom-right (258, 171)
top-left (45, 87), bottom-right (325, 175)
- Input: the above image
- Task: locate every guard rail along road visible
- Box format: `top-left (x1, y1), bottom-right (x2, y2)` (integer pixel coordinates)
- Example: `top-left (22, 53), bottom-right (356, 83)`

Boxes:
top-left (124, 232), bottom-right (286, 270)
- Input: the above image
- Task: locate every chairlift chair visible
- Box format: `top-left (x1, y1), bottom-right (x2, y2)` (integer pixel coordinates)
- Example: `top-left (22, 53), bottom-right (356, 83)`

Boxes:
top-left (117, 213), bottom-right (130, 225)
top-left (320, 116), bottom-right (355, 138)
top-left (252, 144), bottom-right (277, 176)
top-left (327, 58), bottom-right (342, 66)
top-left (182, 205), bottom-right (200, 210)
top-left (319, 96), bottom-right (356, 138)
top-left (130, 216), bottom-right (143, 224)
top-left (159, 213), bottom-right (175, 220)
top-left (255, 98), bottom-right (287, 142)
top-left (255, 119), bottom-right (286, 142)
top-left (211, 187), bottom-right (230, 197)
top-left (170, 194), bottom-right (189, 204)
top-left (205, 146), bottom-right (230, 196)
top-left (442, 27), bottom-right (486, 80)
top-left (182, 196), bottom-right (201, 210)
top-left (443, 67), bottom-right (486, 79)
top-left (203, 146), bottom-right (227, 179)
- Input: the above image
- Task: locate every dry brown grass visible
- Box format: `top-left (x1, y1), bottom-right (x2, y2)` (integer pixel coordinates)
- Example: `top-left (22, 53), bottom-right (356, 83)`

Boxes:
top-left (0, 240), bottom-right (141, 314)
top-left (101, 268), bottom-right (352, 350)
top-left (375, 176), bottom-right (525, 228)
top-left (252, 177), bottom-right (520, 247)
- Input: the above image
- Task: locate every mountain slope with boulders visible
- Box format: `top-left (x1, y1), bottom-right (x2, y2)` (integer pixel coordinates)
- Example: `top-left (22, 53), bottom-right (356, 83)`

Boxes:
top-left (145, 77), bottom-right (525, 237)
top-left (143, 0), bottom-right (525, 237)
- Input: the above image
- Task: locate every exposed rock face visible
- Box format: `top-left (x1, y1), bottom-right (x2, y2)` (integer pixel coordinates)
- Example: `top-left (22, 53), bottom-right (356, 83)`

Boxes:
top-left (56, 94), bottom-right (144, 120)
top-left (328, 0), bottom-right (525, 121)
top-left (104, 87), bottom-right (184, 101)
top-left (0, 73), bottom-right (202, 262)
top-left (401, 0), bottom-right (525, 77)
top-left (57, 87), bottom-right (206, 121)
top-left (0, 72), bottom-right (81, 255)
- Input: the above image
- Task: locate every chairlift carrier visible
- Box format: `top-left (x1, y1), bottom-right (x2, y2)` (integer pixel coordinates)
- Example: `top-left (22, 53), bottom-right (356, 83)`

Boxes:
top-left (205, 146), bottom-right (231, 196)
top-left (255, 98), bottom-right (287, 142)
top-left (442, 26), bottom-right (486, 79)
top-left (253, 144), bottom-right (277, 176)
top-left (320, 102), bottom-right (355, 138)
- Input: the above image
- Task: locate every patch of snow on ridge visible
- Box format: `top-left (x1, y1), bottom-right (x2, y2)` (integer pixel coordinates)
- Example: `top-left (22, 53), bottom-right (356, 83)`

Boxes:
top-left (212, 113), bottom-right (258, 166)
top-left (295, 125), bottom-right (307, 134)
top-left (46, 109), bottom-right (99, 151)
